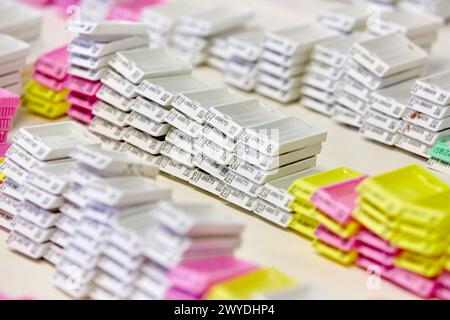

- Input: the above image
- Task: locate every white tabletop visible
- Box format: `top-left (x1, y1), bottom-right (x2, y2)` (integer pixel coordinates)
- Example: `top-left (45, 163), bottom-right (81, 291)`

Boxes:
top-left (1, 0), bottom-right (449, 299)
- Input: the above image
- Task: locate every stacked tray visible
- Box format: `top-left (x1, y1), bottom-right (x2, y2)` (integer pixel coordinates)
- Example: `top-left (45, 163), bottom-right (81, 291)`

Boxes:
top-left (25, 46), bottom-right (70, 119)
top-left (367, 9), bottom-right (443, 51)
top-left (191, 101), bottom-right (325, 216)
top-left (140, 0), bottom-right (206, 49)
top-left (398, 72), bottom-right (450, 157)
top-left (301, 32), bottom-right (372, 116)
top-left (310, 175), bottom-right (366, 266)
top-left (171, 3), bottom-right (254, 67)
top-left (0, 2), bottom-right (42, 42)
top-left (53, 145), bottom-right (168, 299)
top-left (336, 33), bottom-right (427, 137)
top-left (85, 201), bottom-right (296, 300)
top-left (116, 202), bottom-right (250, 300)
top-left (361, 79), bottom-right (415, 146)
top-left (94, 46), bottom-right (329, 232)
top-left (66, 20), bottom-right (148, 124)
top-left (255, 169), bottom-right (320, 229)
top-left (256, 24), bottom-right (338, 103)
top-left (287, 167), bottom-right (363, 240)
top-left (0, 33), bottom-right (30, 95)
top-left (18, 161), bottom-right (75, 264)
top-left (354, 165), bottom-right (450, 298)
top-left (224, 29), bottom-right (265, 92)
top-left (317, 4), bottom-right (370, 34)
top-left (0, 122), bottom-right (99, 260)
top-left (91, 47), bottom-right (191, 152)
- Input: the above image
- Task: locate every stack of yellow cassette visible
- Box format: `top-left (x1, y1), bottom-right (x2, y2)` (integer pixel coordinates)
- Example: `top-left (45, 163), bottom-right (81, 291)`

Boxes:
top-left (23, 45), bottom-right (69, 118)
top-left (354, 165), bottom-right (450, 299)
top-left (287, 167), bottom-right (363, 240)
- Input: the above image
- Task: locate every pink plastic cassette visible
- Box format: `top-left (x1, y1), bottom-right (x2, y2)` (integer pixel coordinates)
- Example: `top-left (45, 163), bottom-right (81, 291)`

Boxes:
top-left (33, 71), bottom-right (66, 92)
top-left (356, 255), bottom-right (390, 278)
top-left (67, 92), bottom-right (99, 111)
top-left (311, 175), bottom-right (367, 224)
top-left (356, 229), bottom-right (400, 255)
top-left (437, 271), bottom-right (450, 289)
top-left (66, 75), bottom-right (102, 97)
top-left (357, 244), bottom-right (398, 267)
top-left (386, 267), bottom-right (437, 299)
top-left (435, 285), bottom-right (450, 300)
top-left (35, 45), bottom-right (69, 80)
top-left (314, 225), bottom-right (357, 252)
top-left (67, 105), bottom-right (95, 124)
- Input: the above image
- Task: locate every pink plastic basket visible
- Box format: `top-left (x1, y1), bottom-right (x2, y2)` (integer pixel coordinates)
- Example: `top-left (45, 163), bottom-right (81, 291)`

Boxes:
top-left (0, 106), bottom-right (18, 119)
top-left (0, 88), bottom-right (20, 108)
top-left (0, 119), bottom-right (12, 131)
top-left (0, 131), bottom-right (7, 143)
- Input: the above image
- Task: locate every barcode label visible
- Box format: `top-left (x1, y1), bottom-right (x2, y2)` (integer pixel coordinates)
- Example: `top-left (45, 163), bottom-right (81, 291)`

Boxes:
top-left (158, 156), bottom-right (194, 182)
top-left (189, 170), bottom-right (225, 197)
top-left (128, 97), bottom-right (169, 123)
top-left (258, 184), bottom-right (294, 211)
top-left (253, 199), bottom-right (293, 228)
top-left (122, 127), bottom-right (164, 155)
top-left (219, 184), bottom-right (258, 211)
top-left (165, 108), bottom-right (201, 138)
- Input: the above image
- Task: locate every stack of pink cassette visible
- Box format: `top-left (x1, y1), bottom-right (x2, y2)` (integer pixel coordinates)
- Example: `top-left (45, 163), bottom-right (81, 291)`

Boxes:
top-left (310, 174), bottom-right (367, 267)
top-left (65, 75), bottom-right (102, 124)
top-left (25, 45), bottom-right (70, 119)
